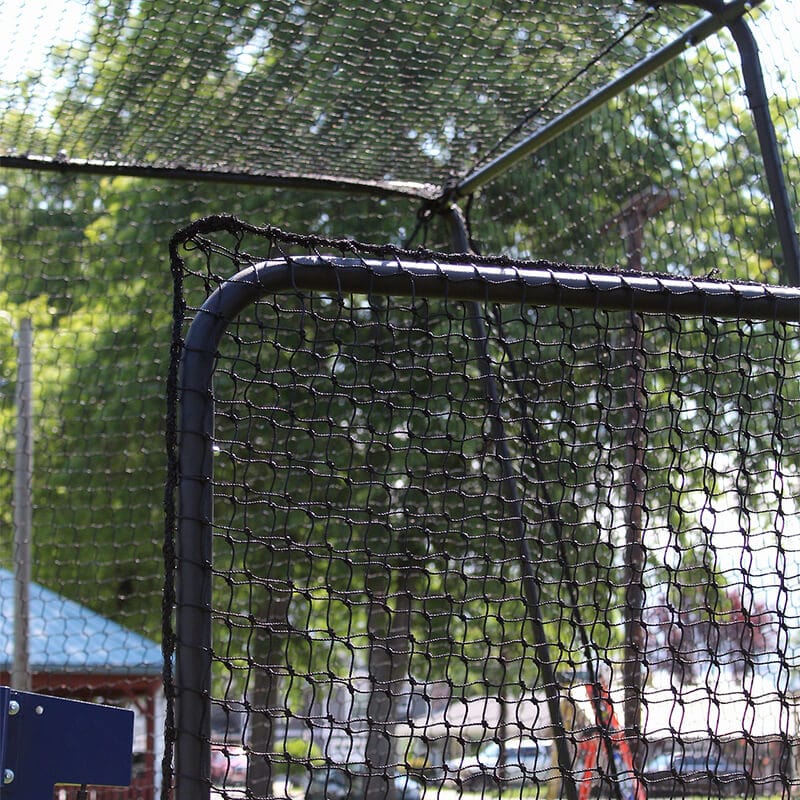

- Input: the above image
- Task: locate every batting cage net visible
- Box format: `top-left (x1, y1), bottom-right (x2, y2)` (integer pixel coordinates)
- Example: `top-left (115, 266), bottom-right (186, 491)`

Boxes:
top-left (0, 0), bottom-right (800, 799)
top-left (167, 216), bottom-right (800, 800)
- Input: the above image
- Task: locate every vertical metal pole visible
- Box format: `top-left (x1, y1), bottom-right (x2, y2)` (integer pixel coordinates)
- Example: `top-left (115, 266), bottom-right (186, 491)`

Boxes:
top-left (176, 357), bottom-right (215, 800)
top-left (620, 212), bottom-right (647, 750)
top-left (663, 0), bottom-right (800, 284)
top-left (726, 16), bottom-right (800, 286)
top-left (446, 205), bottom-right (579, 800)
top-left (490, 308), bottom-right (630, 800)
top-left (12, 317), bottom-right (33, 693)
top-left (175, 298), bottom-right (232, 800)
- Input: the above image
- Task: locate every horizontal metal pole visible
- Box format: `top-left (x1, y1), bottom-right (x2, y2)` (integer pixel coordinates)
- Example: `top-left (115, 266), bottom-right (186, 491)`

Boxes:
top-left (186, 257), bottom-right (800, 331)
top-left (0, 154), bottom-right (438, 200)
top-left (456, 0), bottom-right (765, 198)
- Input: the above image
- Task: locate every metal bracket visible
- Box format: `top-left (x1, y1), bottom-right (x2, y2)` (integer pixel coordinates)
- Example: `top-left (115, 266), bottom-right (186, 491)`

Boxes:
top-left (0, 687), bottom-right (133, 797)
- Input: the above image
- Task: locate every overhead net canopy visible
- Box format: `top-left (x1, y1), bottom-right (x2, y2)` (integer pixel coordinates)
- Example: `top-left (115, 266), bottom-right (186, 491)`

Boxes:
top-left (0, 1), bottom-right (800, 799)
top-left (1, 1), bottom-right (705, 186)
top-left (2, 0), bottom-right (799, 278)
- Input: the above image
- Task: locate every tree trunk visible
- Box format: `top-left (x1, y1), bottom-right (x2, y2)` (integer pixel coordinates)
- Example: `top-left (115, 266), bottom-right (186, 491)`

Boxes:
top-left (364, 563), bottom-right (414, 800)
top-left (247, 576), bottom-right (293, 797)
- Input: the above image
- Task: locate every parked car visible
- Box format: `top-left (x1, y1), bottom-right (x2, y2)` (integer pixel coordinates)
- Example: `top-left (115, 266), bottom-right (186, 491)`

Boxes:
top-left (306, 765), bottom-right (424, 800)
top-left (210, 744), bottom-right (249, 787)
top-left (644, 753), bottom-right (749, 797)
top-left (448, 737), bottom-right (555, 789)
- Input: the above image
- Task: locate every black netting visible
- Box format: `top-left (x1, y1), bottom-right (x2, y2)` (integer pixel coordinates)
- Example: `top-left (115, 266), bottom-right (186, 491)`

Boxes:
top-left (167, 217), bottom-right (800, 800)
top-left (1, 1), bottom-right (799, 283)
top-left (0, 177), bottom-right (427, 800)
top-left (1, 1), bottom-right (698, 185)
top-left (468, 20), bottom-right (800, 286)
top-left (1, 1), bottom-right (799, 799)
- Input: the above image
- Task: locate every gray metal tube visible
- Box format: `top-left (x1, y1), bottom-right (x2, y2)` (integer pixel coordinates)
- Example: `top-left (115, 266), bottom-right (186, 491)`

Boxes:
top-left (12, 318), bottom-right (33, 692)
top-left (175, 313), bottom-right (224, 800)
top-left (0, 154), bottom-right (437, 201)
top-left (726, 16), bottom-right (800, 285)
top-left (655, 0), bottom-right (800, 284)
top-left (447, 208), bottom-right (580, 800)
top-left (191, 257), bottom-right (800, 321)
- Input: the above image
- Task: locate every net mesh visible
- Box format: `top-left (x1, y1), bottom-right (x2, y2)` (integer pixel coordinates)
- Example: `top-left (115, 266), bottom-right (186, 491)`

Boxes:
top-left (167, 217), bottom-right (800, 800)
top-left (465, 30), bottom-right (800, 285)
top-left (1, 0), bottom-right (697, 185)
top-left (0, 0), bottom-right (799, 798)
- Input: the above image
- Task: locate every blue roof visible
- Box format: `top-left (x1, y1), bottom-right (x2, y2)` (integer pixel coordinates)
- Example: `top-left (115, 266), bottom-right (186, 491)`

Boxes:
top-left (0, 568), bottom-right (162, 675)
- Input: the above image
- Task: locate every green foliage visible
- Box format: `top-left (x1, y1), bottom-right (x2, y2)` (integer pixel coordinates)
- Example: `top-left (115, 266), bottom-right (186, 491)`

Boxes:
top-left (472, 42), bottom-right (799, 284)
top-left (275, 736), bottom-right (323, 782)
top-left (0, 167), bottom-right (420, 640)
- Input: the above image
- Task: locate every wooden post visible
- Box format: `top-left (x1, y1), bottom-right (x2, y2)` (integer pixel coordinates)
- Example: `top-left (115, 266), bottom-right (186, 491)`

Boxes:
top-left (601, 188), bottom-right (674, 747)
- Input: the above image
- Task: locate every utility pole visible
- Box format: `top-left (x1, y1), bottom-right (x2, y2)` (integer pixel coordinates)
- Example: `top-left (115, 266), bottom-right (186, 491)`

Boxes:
top-left (601, 187), bottom-right (674, 750)
top-left (6, 315), bottom-right (34, 692)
